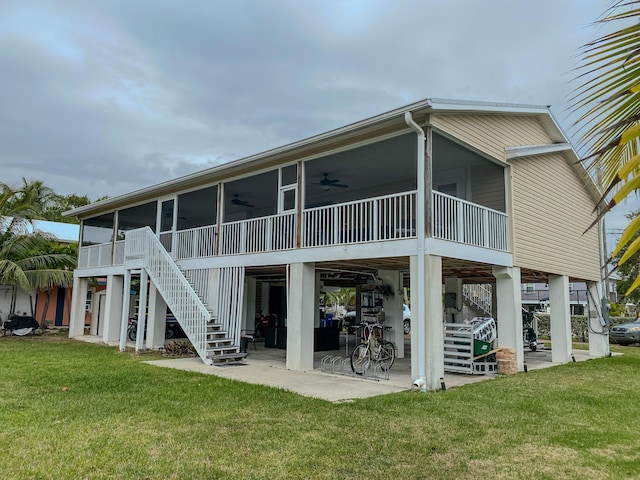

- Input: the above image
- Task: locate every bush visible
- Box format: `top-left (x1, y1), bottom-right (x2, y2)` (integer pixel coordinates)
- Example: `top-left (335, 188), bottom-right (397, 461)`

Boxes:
top-left (162, 340), bottom-right (196, 357)
top-left (532, 314), bottom-right (633, 342)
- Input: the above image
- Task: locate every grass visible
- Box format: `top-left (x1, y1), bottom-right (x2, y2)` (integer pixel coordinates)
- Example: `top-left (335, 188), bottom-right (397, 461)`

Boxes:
top-left (1, 333), bottom-right (639, 479)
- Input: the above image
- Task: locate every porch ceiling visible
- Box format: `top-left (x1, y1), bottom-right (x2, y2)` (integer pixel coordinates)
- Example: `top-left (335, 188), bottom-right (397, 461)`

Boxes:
top-left (245, 258), bottom-right (552, 286)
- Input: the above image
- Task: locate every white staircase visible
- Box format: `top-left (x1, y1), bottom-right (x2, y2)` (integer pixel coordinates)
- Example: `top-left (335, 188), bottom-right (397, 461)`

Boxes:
top-left (125, 227), bottom-right (245, 365)
top-left (462, 284), bottom-right (492, 316)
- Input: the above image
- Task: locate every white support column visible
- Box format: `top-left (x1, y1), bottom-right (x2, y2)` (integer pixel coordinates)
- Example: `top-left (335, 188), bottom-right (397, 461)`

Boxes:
top-left (146, 281), bottom-right (167, 350)
top-left (286, 262), bottom-right (316, 371)
top-left (492, 266), bottom-right (524, 371)
top-left (423, 255), bottom-right (444, 391)
top-left (378, 269), bottom-right (404, 359)
top-left (411, 255), bottom-right (445, 389)
top-left (119, 270), bottom-right (132, 352)
top-left (69, 276), bottom-right (88, 338)
top-left (135, 270), bottom-right (149, 351)
top-left (102, 275), bottom-right (123, 345)
top-left (549, 274), bottom-right (572, 363)
top-left (586, 281), bottom-right (610, 357)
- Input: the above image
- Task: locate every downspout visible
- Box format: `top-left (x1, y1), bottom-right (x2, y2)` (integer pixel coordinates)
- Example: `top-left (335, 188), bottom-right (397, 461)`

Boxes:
top-left (404, 111), bottom-right (426, 382)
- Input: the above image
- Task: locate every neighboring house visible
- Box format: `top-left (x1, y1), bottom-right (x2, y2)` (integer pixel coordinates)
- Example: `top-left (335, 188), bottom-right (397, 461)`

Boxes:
top-left (65, 98), bottom-right (610, 391)
top-left (0, 220), bottom-right (84, 327)
top-left (522, 277), bottom-right (618, 315)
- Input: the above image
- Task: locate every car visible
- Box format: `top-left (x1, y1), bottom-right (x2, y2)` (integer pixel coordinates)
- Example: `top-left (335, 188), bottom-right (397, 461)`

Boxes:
top-left (610, 319), bottom-right (640, 346)
top-left (403, 303), bottom-right (411, 334)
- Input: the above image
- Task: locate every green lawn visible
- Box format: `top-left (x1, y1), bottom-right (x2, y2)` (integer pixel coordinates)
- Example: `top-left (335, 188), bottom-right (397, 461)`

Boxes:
top-left (1, 333), bottom-right (639, 479)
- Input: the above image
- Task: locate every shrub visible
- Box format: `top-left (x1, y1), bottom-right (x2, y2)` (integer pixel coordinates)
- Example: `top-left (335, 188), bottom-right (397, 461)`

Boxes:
top-left (162, 340), bottom-right (196, 357)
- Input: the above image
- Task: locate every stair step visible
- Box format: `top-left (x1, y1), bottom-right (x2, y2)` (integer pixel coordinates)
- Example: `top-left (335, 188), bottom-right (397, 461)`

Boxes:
top-left (206, 330), bottom-right (229, 339)
top-left (206, 338), bottom-right (234, 347)
top-left (207, 345), bottom-right (242, 356)
top-left (207, 352), bottom-right (248, 364)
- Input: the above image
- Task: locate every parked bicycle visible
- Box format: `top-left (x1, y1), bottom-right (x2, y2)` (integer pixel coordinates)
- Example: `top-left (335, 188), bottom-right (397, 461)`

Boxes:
top-left (350, 321), bottom-right (396, 375)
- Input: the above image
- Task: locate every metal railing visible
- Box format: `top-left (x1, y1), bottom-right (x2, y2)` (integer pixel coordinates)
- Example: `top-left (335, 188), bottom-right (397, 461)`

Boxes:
top-left (125, 227), bottom-right (212, 363)
top-left (302, 191), bottom-right (417, 247)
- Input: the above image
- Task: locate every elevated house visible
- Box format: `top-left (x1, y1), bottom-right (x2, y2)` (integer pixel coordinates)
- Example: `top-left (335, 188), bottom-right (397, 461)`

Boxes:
top-left (65, 98), bottom-right (610, 391)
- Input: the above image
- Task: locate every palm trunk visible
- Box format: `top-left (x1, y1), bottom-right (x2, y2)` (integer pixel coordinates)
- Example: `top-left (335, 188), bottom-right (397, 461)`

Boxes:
top-left (40, 290), bottom-right (51, 330)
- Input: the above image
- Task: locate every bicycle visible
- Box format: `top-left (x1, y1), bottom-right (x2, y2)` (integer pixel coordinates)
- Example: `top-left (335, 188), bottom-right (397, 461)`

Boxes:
top-left (350, 321), bottom-right (396, 375)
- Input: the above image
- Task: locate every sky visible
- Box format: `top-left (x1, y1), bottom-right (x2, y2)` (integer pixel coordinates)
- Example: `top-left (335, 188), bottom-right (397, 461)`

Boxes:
top-left (0, 0), bottom-right (631, 245)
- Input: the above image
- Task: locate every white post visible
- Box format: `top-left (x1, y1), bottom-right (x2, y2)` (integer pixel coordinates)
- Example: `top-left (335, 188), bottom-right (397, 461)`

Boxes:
top-left (119, 270), bottom-right (132, 352)
top-left (549, 274), bottom-right (572, 363)
top-left (586, 281), bottom-right (610, 357)
top-left (146, 282), bottom-right (167, 350)
top-left (135, 270), bottom-right (148, 351)
top-left (102, 275), bottom-right (124, 345)
top-left (424, 255), bottom-right (444, 390)
top-left (69, 276), bottom-right (88, 338)
top-left (378, 269), bottom-right (404, 359)
top-left (286, 262), bottom-right (316, 371)
top-left (492, 266), bottom-right (524, 371)
top-left (411, 254), bottom-right (445, 389)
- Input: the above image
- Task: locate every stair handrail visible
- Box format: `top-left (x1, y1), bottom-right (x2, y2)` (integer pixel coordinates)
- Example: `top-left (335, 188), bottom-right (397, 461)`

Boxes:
top-left (462, 284), bottom-right (492, 316)
top-left (124, 227), bottom-right (211, 362)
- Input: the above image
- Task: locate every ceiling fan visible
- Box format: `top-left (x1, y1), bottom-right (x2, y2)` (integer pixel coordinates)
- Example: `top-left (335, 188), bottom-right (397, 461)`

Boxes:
top-left (314, 173), bottom-right (349, 190)
top-left (231, 194), bottom-right (254, 208)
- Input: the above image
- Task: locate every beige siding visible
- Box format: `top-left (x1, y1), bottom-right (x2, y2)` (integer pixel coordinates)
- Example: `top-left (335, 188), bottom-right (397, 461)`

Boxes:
top-left (510, 153), bottom-right (600, 281)
top-left (431, 114), bottom-right (553, 162)
top-left (470, 163), bottom-right (505, 212)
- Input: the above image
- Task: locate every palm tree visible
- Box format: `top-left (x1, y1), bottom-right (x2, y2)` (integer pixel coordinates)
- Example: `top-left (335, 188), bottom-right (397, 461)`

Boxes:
top-left (1, 181), bottom-right (76, 323)
top-left (573, 1), bottom-right (640, 294)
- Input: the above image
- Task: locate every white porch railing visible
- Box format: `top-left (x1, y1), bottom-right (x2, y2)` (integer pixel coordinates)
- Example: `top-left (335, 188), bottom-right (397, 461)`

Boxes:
top-left (302, 191), bottom-right (417, 247)
top-left (432, 191), bottom-right (508, 251)
top-left (174, 225), bottom-right (218, 260)
top-left (124, 227), bottom-right (212, 364)
top-left (219, 212), bottom-right (296, 255)
top-left (77, 189), bottom-right (509, 269)
top-left (77, 243), bottom-right (113, 268)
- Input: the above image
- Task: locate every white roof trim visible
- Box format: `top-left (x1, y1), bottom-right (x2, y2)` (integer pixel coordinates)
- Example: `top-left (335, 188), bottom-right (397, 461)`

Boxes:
top-left (505, 143), bottom-right (573, 159)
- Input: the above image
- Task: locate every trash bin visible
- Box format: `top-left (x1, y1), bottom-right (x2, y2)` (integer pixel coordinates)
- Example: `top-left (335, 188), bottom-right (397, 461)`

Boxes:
top-left (473, 339), bottom-right (492, 356)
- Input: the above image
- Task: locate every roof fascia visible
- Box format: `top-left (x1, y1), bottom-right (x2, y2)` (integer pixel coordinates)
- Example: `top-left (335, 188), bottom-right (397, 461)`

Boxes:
top-left (504, 143), bottom-right (573, 160)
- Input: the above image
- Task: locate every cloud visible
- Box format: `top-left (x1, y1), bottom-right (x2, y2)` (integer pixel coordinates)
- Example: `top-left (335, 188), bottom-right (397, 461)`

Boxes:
top-left (0, 0), bottom-right (610, 203)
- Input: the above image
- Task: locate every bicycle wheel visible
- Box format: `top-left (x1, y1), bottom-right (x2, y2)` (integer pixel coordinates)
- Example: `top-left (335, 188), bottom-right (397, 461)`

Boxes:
top-left (350, 343), bottom-right (371, 375)
top-left (378, 340), bottom-right (396, 371)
